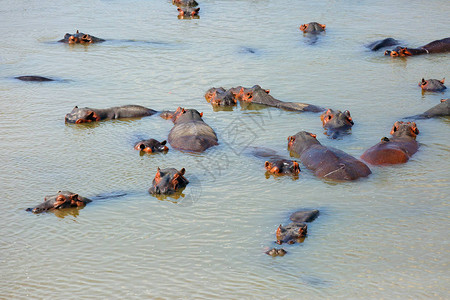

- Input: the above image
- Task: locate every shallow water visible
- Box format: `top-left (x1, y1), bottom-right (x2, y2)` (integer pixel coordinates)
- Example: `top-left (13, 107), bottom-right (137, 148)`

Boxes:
top-left (1, 0), bottom-right (449, 299)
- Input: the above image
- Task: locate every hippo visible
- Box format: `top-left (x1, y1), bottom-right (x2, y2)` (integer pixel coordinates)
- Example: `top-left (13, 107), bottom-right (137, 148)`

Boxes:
top-left (58, 30), bottom-right (105, 44)
top-left (287, 131), bottom-right (371, 181)
top-left (173, 0), bottom-right (198, 6)
top-left (238, 85), bottom-right (325, 112)
top-left (15, 75), bottom-right (54, 82)
top-left (264, 159), bottom-right (300, 176)
top-left (265, 248), bottom-right (287, 257)
top-left (26, 191), bottom-right (91, 214)
top-left (204, 87), bottom-right (237, 107)
top-left (361, 121), bottom-right (419, 165)
top-left (276, 222), bottom-right (308, 245)
top-left (320, 109), bottom-right (354, 139)
top-left (289, 209), bottom-right (320, 223)
top-left (419, 78), bottom-right (446, 92)
top-left (408, 98), bottom-right (450, 119)
top-left (385, 37), bottom-right (450, 56)
top-left (367, 38), bottom-right (400, 51)
top-left (148, 167), bottom-right (189, 195)
top-left (65, 105), bottom-right (157, 124)
top-left (167, 107), bottom-right (218, 152)
top-left (299, 22), bottom-right (326, 34)
top-left (177, 7), bottom-right (200, 19)
top-left (134, 139), bottom-right (168, 153)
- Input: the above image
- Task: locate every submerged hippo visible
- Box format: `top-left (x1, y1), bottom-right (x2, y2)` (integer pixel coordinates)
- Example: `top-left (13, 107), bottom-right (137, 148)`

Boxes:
top-left (289, 209), bottom-right (320, 223)
top-left (149, 167), bottom-right (189, 195)
top-left (320, 109), bottom-right (354, 138)
top-left (177, 7), bottom-right (200, 19)
top-left (273, 209), bottom-right (319, 248)
top-left (265, 248), bottom-right (287, 257)
top-left (385, 37), bottom-right (450, 56)
top-left (167, 107), bottom-right (218, 152)
top-left (26, 191), bottom-right (91, 214)
top-left (65, 105), bottom-right (157, 124)
top-left (419, 78), bottom-right (446, 92)
top-left (134, 139), bottom-right (168, 153)
top-left (238, 85), bottom-right (325, 112)
top-left (408, 99), bottom-right (450, 119)
top-left (264, 159), bottom-right (300, 176)
top-left (58, 30), bottom-right (105, 44)
top-left (367, 38), bottom-right (400, 51)
top-left (287, 131), bottom-right (371, 181)
top-left (299, 22), bottom-right (326, 34)
top-left (361, 121), bottom-right (419, 165)
top-left (173, 0), bottom-right (198, 6)
top-left (204, 87), bottom-right (238, 107)
top-left (15, 75), bottom-right (54, 82)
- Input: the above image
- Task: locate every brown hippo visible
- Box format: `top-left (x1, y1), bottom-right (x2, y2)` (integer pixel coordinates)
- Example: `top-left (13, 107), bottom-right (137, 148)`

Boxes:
top-left (385, 37), bottom-right (450, 56)
top-left (320, 109), bottom-right (354, 138)
top-left (264, 159), bottom-right (300, 176)
top-left (287, 131), bottom-right (371, 181)
top-left (167, 107), bottom-right (218, 152)
top-left (65, 105), bottom-right (157, 124)
top-left (58, 30), bottom-right (105, 44)
top-left (265, 248), bottom-right (287, 257)
top-left (26, 191), bottom-right (91, 214)
top-left (177, 7), bottom-right (200, 19)
top-left (419, 78), bottom-right (446, 92)
top-left (289, 209), bottom-right (320, 223)
top-left (204, 87), bottom-right (238, 107)
top-left (173, 0), bottom-right (198, 6)
top-left (15, 75), bottom-right (54, 82)
top-left (239, 85), bottom-right (325, 112)
top-left (409, 98), bottom-right (450, 119)
top-left (367, 38), bottom-right (400, 51)
top-left (361, 121), bottom-right (419, 165)
top-left (134, 139), bottom-right (169, 153)
top-left (148, 167), bottom-right (189, 195)
top-left (276, 222), bottom-right (308, 245)
top-left (299, 22), bottom-right (326, 33)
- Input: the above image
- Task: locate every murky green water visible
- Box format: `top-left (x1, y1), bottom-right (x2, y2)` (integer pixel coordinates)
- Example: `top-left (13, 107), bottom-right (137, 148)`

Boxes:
top-left (1, 0), bottom-right (449, 298)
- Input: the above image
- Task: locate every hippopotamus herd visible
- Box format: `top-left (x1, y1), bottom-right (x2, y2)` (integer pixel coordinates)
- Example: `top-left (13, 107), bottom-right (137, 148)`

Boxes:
top-left (17, 1), bottom-right (448, 260)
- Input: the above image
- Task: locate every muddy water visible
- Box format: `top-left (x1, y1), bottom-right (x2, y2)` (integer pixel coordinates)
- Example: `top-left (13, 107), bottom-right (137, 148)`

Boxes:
top-left (1, 0), bottom-right (449, 298)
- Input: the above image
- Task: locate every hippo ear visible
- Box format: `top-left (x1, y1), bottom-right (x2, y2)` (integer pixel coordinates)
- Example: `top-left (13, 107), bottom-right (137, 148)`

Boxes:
top-left (441, 99), bottom-right (447, 103)
top-left (440, 78), bottom-right (445, 84)
top-left (139, 143), bottom-right (146, 150)
top-left (264, 161), bottom-right (270, 168)
top-left (411, 122), bottom-right (419, 135)
top-left (421, 78), bottom-right (426, 85)
top-left (320, 24), bottom-right (326, 29)
top-left (161, 140), bottom-right (167, 145)
top-left (193, 7), bottom-right (200, 13)
top-left (76, 30), bottom-right (79, 33)
top-left (309, 133), bottom-right (317, 138)
top-left (264, 89), bottom-right (270, 94)
top-left (344, 110), bottom-right (351, 117)
top-left (177, 7), bottom-right (182, 12)
top-left (179, 168), bottom-right (186, 175)
top-left (299, 24), bottom-right (307, 31)
top-left (74, 106), bottom-right (78, 109)
top-left (182, 108), bottom-right (186, 114)
top-left (200, 112), bottom-right (203, 117)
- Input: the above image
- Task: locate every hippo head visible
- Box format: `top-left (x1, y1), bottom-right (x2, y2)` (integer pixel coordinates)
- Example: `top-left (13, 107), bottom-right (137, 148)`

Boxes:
top-left (265, 160), bottom-right (300, 176)
top-left (173, 0), bottom-right (199, 7)
top-left (299, 22), bottom-right (326, 33)
top-left (134, 139), bottom-right (169, 153)
top-left (287, 131), bottom-right (319, 154)
top-left (390, 121), bottom-right (419, 139)
top-left (26, 191), bottom-right (91, 214)
top-left (65, 106), bottom-right (101, 124)
top-left (205, 87), bottom-right (226, 102)
top-left (177, 7), bottom-right (200, 18)
top-left (210, 91), bottom-right (237, 106)
top-left (149, 167), bottom-right (189, 195)
top-left (276, 223), bottom-right (308, 245)
top-left (419, 78), bottom-right (446, 91)
top-left (239, 85), bottom-right (270, 102)
top-left (384, 46), bottom-right (404, 57)
top-left (171, 107), bottom-right (203, 124)
top-left (321, 109), bottom-right (353, 127)
top-left (265, 248), bottom-right (287, 257)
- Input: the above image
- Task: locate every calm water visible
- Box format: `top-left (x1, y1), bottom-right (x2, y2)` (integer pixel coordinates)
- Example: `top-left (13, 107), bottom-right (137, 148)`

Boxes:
top-left (1, 0), bottom-right (449, 299)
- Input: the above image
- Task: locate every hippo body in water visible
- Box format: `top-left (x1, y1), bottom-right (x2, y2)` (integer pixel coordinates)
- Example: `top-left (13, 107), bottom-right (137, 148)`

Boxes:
top-left (408, 99), bottom-right (450, 119)
top-left (26, 191), bottom-right (91, 214)
top-left (58, 30), bottom-right (105, 44)
top-left (361, 121), bottom-right (419, 165)
top-left (15, 76), bottom-right (54, 82)
top-left (167, 107), bottom-right (218, 152)
top-left (367, 38), bottom-right (400, 51)
top-left (177, 7), bottom-right (200, 19)
top-left (287, 131), bottom-right (371, 181)
top-left (419, 78), bottom-right (446, 92)
top-left (385, 37), bottom-right (450, 56)
top-left (173, 0), bottom-right (198, 6)
top-left (320, 109), bottom-right (354, 138)
top-left (65, 105), bottom-right (157, 124)
top-left (148, 167), bottom-right (189, 195)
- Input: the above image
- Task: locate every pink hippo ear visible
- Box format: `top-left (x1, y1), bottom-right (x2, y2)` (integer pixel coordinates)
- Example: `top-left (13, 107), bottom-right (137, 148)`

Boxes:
top-left (309, 133), bottom-right (317, 138)
top-left (299, 24), bottom-right (307, 31)
top-left (440, 78), bottom-right (445, 84)
top-left (287, 136), bottom-right (295, 142)
top-left (154, 168), bottom-right (161, 184)
top-left (264, 161), bottom-right (271, 169)
top-left (179, 168), bottom-right (186, 176)
top-left (420, 78), bottom-right (427, 86)
top-left (177, 7), bottom-right (184, 16)
top-left (441, 99), bottom-right (447, 103)
top-left (76, 30), bottom-right (79, 33)
top-left (390, 121), bottom-right (401, 135)
top-left (192, 8), bottom-right (200, 16)
top-left (320, 23), bottom-right (326, 30)
top-left (200, 112), bottom-right (203, 117)
top-left (410, 122), bottom-right (419, 135)
top-left (264, 89), bottom-right (270, 94)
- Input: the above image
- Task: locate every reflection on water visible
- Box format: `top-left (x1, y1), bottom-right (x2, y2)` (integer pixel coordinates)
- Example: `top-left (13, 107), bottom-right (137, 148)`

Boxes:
top-left (1, 0), bottom-right (449, 298)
